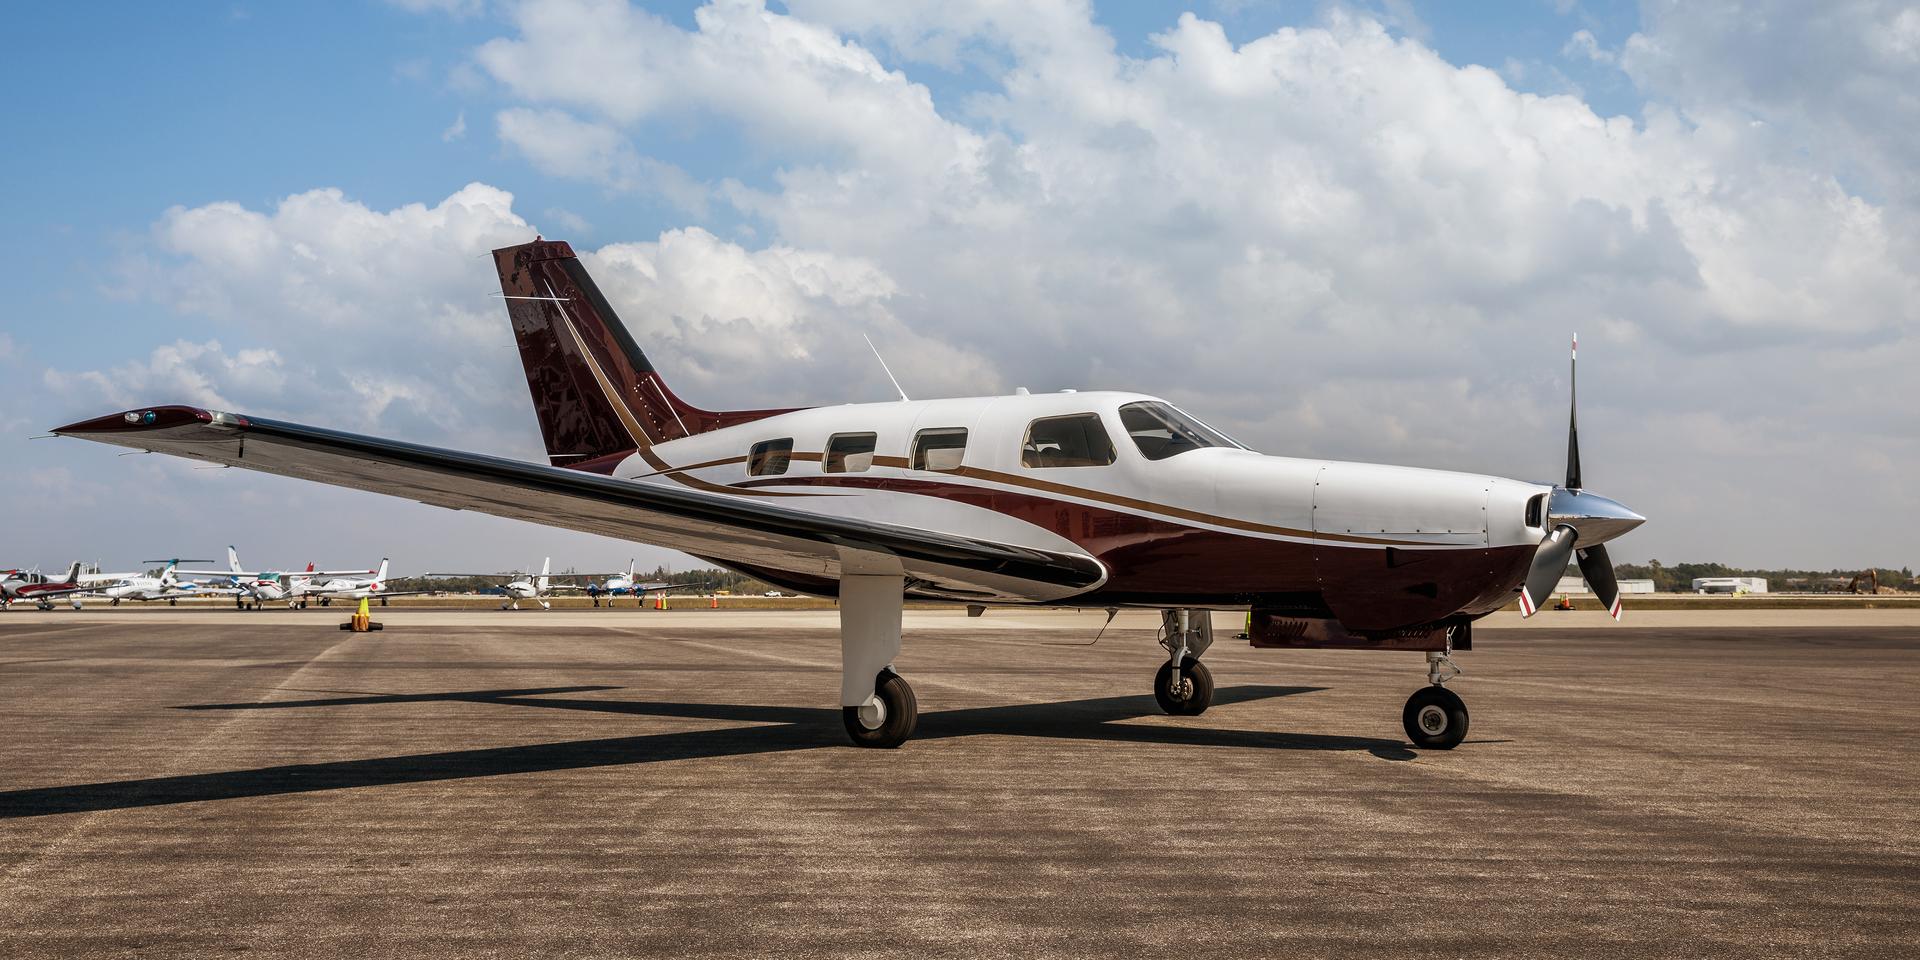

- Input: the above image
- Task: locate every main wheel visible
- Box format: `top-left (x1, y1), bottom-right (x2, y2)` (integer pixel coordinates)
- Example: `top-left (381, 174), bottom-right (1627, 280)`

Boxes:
top-left (842, 669), bottom-right (918, 748)
top-left (1154, 657), bottom-right (1214, 716)
top-left (1402, 686), bottom-right (1469, 749)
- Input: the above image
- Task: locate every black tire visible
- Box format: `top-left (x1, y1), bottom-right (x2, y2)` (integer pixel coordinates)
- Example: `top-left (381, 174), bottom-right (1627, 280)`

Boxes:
top-left (1154, 657), bottom-right (1214, 716)
top-left (1403, 686), bottom-right (1470, 749)
top-left (842, 669), bottom-right (918, 748)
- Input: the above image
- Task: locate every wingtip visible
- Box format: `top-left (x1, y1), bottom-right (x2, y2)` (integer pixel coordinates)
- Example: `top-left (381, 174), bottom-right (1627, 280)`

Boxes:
top-left (51, 405), bottom-right (233, 435)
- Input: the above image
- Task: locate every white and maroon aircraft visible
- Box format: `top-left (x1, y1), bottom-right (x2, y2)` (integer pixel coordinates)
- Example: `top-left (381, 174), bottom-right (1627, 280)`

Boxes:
top-left (53, 239), bottom-right (1642, 750)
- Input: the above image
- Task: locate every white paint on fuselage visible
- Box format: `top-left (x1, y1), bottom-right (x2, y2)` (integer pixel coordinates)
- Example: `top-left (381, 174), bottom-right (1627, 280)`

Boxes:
top-left (610, 391), bottom-right (1552, 559)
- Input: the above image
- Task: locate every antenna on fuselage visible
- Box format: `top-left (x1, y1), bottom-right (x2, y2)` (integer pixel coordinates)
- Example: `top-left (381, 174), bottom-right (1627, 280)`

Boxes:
top-left (862, 334), bottom-right (910, 403)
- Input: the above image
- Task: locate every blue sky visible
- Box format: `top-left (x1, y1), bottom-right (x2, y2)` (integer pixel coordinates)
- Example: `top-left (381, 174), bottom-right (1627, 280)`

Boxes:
top-left (3, 1), bottom-right (1915, 574)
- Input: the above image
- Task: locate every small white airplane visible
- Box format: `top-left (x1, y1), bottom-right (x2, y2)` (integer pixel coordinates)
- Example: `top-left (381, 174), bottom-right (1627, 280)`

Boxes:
top-left (2, 562), bottom-right (138, 610)
top-left (426, 558), bottom-right (671, 609)
top-left (177, 547), bottom-right (373, 610)
top-left (55, 238), bottom-right (1643, 750)
top-left (298, 559), bottom-right (432, 606)
top-left (586, 559), bottom-right (675, 607)
top-left (94, 559), bottom-right (240, 606)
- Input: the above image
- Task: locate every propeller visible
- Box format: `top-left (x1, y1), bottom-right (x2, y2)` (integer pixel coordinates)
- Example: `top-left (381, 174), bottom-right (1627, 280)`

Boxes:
top-left (1518, 333), bottom-right (1631, 621)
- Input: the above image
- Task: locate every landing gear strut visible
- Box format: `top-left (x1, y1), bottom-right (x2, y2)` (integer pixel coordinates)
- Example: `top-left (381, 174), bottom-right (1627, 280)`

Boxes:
top-left (839, 574), bottom-right (916, 747)
top-left (1402, 650), bottom-right (1469, 749)
top-left (1154, 608), bottom-right (1215, 715)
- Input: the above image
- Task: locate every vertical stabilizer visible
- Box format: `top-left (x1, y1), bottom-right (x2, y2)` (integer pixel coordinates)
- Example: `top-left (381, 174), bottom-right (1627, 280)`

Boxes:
top-left (491, 238), bottom-right (799, 467)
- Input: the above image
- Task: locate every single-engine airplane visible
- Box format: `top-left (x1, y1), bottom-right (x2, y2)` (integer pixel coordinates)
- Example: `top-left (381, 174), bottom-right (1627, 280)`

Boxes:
top-left (177, 547), bottom-right (373, 610)
top-left (53, 238), bottom-right (1643, 749)
top-left (3, 562), bottom-right (136, 610)
top-left (95, 559), bottom-right (240, 606)
top-left (298, 559), bottom-right (432, 606)
top-left (425, 557), bottom-right (672, 610)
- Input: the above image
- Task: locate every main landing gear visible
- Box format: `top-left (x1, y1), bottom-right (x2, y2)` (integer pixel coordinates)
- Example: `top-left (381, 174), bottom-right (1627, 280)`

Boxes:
top-left (838, 574), bottom-right (917, 748)
top-left (1153, 608), bottom-right (1215, 716)
top-left (1402, 650), bottom-right (1469, 749)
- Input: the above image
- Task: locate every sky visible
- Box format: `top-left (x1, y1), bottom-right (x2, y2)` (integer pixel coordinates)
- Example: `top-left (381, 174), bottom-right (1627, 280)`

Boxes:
top-left (3, 0), bottom-right (1916, 576)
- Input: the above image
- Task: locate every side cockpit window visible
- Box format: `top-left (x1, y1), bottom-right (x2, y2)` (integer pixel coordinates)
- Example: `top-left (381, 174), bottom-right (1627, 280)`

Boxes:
top-left (1022, 414), bottom-right (1115, 468)
top-left (748, 438), bottom-right (792, 476)
top-left (1118, 401), bottom-right (1241, 461)
top-left (911, 428), bottom-right (968, 472)
top-left (824, 432), bottom-right (878, 473)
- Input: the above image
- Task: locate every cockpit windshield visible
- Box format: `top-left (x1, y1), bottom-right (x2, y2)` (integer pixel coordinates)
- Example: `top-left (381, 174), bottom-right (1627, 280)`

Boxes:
top-left (1118, 401), bottom-right (1243, 460)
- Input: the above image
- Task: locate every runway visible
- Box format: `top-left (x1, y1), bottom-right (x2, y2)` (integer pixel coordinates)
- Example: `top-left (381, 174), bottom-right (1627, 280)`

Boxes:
top-left (1, 609), bottom-right (1915, 958)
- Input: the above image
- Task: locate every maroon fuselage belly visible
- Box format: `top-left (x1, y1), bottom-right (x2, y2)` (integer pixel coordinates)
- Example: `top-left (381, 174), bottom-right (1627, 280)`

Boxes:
top-left (730, 475), bottom-right (1532, 629)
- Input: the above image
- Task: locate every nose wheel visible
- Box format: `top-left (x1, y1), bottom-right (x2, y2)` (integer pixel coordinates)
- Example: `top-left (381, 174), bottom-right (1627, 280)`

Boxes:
top-left (1402, 685), bottom-right (1469, 749)
top-left (1154, 656), bottom-right (1214, 715)
top-left (843, 668), bottom-right (917, 748)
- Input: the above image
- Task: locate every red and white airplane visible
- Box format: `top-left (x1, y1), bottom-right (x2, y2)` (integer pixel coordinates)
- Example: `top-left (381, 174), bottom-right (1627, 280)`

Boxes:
top-left (53, 239), bottom-right (1642, 750)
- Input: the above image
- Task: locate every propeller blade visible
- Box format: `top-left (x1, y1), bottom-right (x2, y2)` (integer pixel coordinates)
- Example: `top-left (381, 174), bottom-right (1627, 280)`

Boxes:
top-left (1519, 524), bottom-right (1578, 617)
top-left (1576, 543), bottom-right (1622, 621)
top-left (1566, 332), bottom-right (1582, 491)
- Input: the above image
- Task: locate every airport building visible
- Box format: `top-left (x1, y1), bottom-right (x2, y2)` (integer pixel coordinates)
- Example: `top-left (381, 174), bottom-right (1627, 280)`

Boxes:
top-left (1691, 577), bottom-right (1769, 595)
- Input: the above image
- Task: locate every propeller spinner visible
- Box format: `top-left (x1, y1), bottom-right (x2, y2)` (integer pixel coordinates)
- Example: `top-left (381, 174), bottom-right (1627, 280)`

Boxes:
top-left (1518, 335), bottom-right (1645, 620)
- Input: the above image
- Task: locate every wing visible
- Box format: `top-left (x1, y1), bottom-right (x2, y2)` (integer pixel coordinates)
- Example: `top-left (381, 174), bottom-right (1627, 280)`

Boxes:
top-left (54, 407), bottom-right (1107, 602)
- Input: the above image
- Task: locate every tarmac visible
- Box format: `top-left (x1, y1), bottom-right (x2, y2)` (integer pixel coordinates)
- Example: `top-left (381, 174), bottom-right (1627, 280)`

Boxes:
top-left (1, 607), bottom-right (1915, 958)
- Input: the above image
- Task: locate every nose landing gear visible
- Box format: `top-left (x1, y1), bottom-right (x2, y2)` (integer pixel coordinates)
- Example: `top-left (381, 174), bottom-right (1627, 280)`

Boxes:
top-left (1402, 650), bottom-right (1468, 749)
top-left (1153, 608), bottom-right (1216, 716)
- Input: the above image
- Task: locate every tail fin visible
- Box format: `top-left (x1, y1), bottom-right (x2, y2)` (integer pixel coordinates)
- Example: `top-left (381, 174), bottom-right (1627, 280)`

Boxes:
top-left (491, 238), bottom-right (798, 467)
top-left (62, 561), bottom-right (82, 586)
top-left (375, 559), bottom-right (389, 585)
top-left (537, 557), bottom-right (550, 592)
top-left (228, 545), bottom-right (242, 574)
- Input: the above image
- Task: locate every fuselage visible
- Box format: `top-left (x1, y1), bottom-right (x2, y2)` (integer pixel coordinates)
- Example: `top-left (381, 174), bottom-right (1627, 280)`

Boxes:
top-left (585, 390), bottom-right (1552, 629)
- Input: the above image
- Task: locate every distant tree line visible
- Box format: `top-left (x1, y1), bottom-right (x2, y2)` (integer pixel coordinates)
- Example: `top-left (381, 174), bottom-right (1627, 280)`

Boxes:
top-left (1611, 560), bottom-right (1916, 593)
top-left (387, 565), bottom-right (774, 595)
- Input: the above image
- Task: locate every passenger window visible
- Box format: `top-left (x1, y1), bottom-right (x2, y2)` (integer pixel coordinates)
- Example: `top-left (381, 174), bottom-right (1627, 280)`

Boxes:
top-left (824, 432), bottom-right (878, 473)
top-left (911, 428), bottom-right (968, 472)
top-left (1022, 415), bottom-right (1115, 468)
top-left (748, 438), bottom-right (792, 476)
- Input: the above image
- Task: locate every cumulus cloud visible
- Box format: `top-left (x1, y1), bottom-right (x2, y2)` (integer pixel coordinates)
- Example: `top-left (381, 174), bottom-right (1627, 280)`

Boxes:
top-left (52, 1), bottom-right (1915, 568)
top-left (1562, 29), bottom-right (1615, 64)
top-left (1622, 0), bottom-right (1920, 212)
top-left (496, 107), bottom-right (709, 212)
top-left (44, 340), bottom-right (286, 412)
top-left (452, 0), bottom-right (1915, 565)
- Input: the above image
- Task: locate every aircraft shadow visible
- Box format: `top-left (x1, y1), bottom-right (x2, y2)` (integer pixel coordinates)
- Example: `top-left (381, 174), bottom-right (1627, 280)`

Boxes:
top-left (0, 683), bottom-right (1413, 819)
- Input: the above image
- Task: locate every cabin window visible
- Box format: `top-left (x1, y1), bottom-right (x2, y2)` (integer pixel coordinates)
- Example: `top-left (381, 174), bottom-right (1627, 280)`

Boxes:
top-left (1118, 401), bottom-right (1241, 461)
top-left (824, 432), bottom-right (878, 473)
top-left (748, 438), bottom-right (793, 476)
top-left (1022, 414), bottom-right (1115, 468)
top-left (911, 428), bottom-right (969, 472)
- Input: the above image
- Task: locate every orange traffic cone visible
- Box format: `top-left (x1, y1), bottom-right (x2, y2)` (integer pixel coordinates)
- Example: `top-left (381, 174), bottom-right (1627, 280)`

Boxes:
top-left (341, 596), bottom-right (383, 632)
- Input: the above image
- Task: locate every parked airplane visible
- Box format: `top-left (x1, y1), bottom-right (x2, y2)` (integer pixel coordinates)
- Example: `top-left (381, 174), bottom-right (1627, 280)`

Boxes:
top-left (585, 560), bottom-right (675, 607)
top-left (298, 559), bottom-right (431, 606)
top-left (53, 238), bottom-right (1643, 750)
top-left (178, 548), bottom-right (372, 610)
top-left (2, 562), bottom-right (136, 610)
top-left (429, 557), bottom-right (567, 610)
top-left (95, 560), bottom-right (239, 605)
